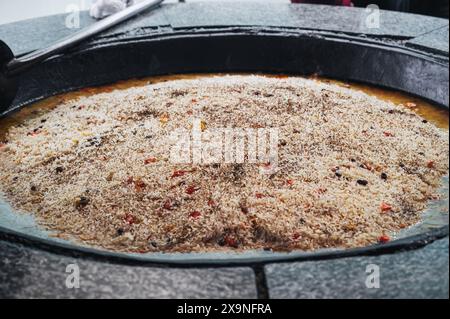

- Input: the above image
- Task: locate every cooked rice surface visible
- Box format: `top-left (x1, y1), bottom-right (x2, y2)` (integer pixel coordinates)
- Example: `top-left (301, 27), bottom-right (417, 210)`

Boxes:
top-left (0, 75), bottom-right (448, 252)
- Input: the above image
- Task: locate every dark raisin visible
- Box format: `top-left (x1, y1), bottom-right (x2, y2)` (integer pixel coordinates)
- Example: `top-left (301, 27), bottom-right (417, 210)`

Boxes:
top-left (279, 139), bottom-right (287, 146)
top-left (55, 166), bottom-right (64, 173)
top-left (422, 120), bottom-right (428, 124)
top-left (117, 228), bottom-right (125, 236)
top-left (240, 204), bottom-right (249, 214)
top-left (218, 237), bottom-right (226, 247)
top-left (381, 173), bottom-right (388, 180)
top-left (388, 110), bottom-right (394, 114)
top-left (86, 137), bottom-right (102, 147)
top-left (76, 196), bottom-right (90, 208)
top-left (357, 180), bottom-right (369, 186)
top-left (351, 158), bottom-right (356, 162)
top-left (400, 163), bottom-right (405, 168)
top-left (30, 185), bottom-right (37, 192)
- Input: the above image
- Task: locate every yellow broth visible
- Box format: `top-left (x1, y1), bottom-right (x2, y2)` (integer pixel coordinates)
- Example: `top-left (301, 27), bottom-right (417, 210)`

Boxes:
top-left (1, 74), bottom-right (448, 142)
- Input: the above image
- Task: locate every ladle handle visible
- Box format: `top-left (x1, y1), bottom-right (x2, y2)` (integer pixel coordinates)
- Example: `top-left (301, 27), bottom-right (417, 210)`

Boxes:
top-left (6, 0), bottom-right (164, 76)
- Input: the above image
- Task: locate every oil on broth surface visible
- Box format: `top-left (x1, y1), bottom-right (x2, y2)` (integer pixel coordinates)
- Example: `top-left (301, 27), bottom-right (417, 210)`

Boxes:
top-left (1, 74), bottom-right (448, 141)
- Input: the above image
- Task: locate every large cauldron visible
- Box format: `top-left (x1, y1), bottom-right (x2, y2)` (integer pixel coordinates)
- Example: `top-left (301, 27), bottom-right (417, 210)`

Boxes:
top-left (0, 3), bottom-right (448, 267)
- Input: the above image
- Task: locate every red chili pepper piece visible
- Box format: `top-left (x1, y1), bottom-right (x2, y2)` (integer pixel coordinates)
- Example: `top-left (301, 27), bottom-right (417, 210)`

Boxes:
top-left (124, 213), bottom-right (136, 225)
top-left (186, 185), bottom-right (200, 195)
top-left (380, 202), bottom-right (392, 213)
top-left (378, 235), bottom-right (390, 244)
top-left (144, 157), bottom-right (158, 165)
top-left (427, 161), bottom-right (435, 169)
top-left (190, 211), bottom-right (201, 219)
top-left (134, 179), bottom-right (146, 192)
top-left (383, 131), bottom-right (394, 137)
top-left (255, 193), bottom-right (265, 199)
top-left (225, 236), bottom-right (239, 248)
top-left (171, 170), bottom-right (187, 178)
top-left (163, 199), bottom-right (173, 210)
top-left (208, 199), bottom-right (216, 207)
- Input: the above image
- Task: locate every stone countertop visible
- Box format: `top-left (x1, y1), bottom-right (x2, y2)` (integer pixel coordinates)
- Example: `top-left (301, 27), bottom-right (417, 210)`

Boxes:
top-left (0, 2), bottom-right (448, 56)
top-left (0, 237), bottom-right (447, 299)
top-left (0, 2), bottom-right (448, 299)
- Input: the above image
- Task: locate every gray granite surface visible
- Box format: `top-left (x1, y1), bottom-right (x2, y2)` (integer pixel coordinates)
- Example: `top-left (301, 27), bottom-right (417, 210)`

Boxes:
top-left (265, 238), bottom-right (449, 299)
top-left (0, 240), bottom-right (257, 299)
top-left (406, 25), bottom-right (450, 54)
top-left (0, 2), bottom-right (448, 299)
top-left (0, 3), bottom-right (448, 56)
top-left (0, 238), bottom-right (448, 299)
top-left (164, 2), bottom-right (448, 36)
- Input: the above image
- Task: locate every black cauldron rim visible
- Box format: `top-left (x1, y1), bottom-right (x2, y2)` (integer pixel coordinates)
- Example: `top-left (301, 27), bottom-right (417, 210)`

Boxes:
top-left (0, 27), bottom-right (448, 267)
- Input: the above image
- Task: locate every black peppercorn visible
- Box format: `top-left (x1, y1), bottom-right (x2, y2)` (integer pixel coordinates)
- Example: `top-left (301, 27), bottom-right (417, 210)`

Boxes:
top-left (76, 196), bottom-right (90, 208)
top-left (218, 237), bottom-right (226, 247)
top-left (357, 180), bottom-right (369, 186)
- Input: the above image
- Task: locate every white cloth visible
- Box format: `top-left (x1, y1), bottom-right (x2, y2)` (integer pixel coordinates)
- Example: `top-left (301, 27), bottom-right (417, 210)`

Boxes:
top-left (90, 0), bottom-right (135, 19)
